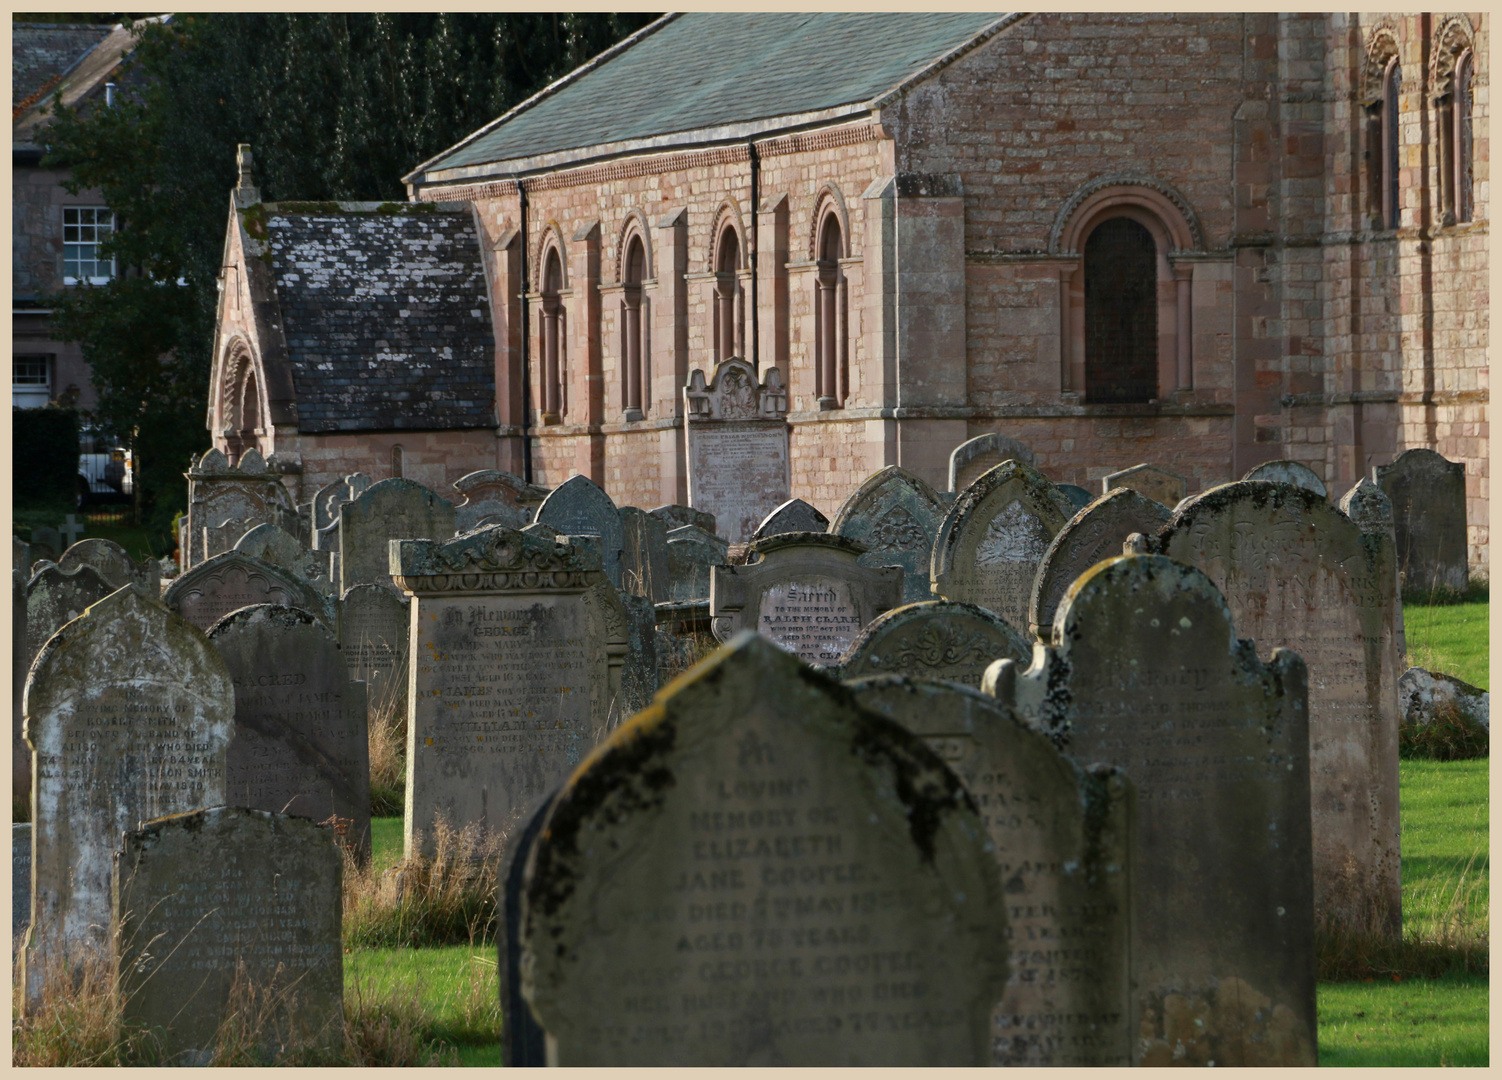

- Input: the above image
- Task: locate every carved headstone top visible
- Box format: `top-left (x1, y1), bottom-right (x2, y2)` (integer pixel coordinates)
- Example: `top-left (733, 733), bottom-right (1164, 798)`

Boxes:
top-left (751, 497), bottom-right (829, 539)
top-left (234, 522), bottom-right (335, 595)
top-left (312, 472), bottom-right (372, 533)
top-left (1373, 448), bottom-right (1468, 594)
top-left (830, 465), bottom-right (946, 604)
top-left (392, 521), bottom-right (604, 590)
top-left (339, 477), bottom-right (456, 594)
top-left (1100, 462), bottom-right (1186, 506)
top-left (164, 550), bottom-right (334, 632)
top-left (683, 356), bottom-right (788, 421)
top-left (533, 474), bottom-right (624, 588)
top-left (453, 469), bottom-right (550, 532)
top-left (57, 538), bottom-right (159, 594)
top-left (1242, 459), bottom-right (1327, 497)
top-left (650, 503), bottom-right (717, 534)
top-left (839, 599), bottom-right (1030, 688)
top-left (949, 432), bottom-right (1036, 493)
top-left (185, 449), bottom-right (300, 568)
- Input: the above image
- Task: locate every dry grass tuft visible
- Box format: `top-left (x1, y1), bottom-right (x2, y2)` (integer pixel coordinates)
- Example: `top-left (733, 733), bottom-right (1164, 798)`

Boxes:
top-left (362, 658), bottom-right (409, 818)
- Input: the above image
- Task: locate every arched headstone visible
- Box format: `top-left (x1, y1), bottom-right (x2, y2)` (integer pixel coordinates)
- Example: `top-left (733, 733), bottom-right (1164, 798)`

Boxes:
top-left (57, 537), bottom-right (160, 595)
top-left (948, 432), bottom-right (1036, 494)
top-left (1373, 448), bottom-right (1468, 593)
top-left (830, 465), bottom-right (946, 604)
top-left (534, 475), bottom-right (625, 588)
top-left (339, 477), bottom-right (456, 593)
top-left (1242, 459), bottom-right (1327, 498)
top-left (164, 550), bottom-right (333, 633)
top-left (839, 599), bottom-right (1029, 688)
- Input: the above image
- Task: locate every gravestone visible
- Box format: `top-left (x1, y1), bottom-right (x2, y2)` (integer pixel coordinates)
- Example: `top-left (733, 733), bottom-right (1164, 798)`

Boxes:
top-left (1100, 463), bottom-right (1186, 506)
top-left (534, 474), bottom-right (625, 589)
top-left (830, 466), bottom-right (946, 604)
top-left (392, 524), bottom-right (628, 859)
top-left (499, 791), bottom-right (557, 1066)
top-left (839, 600), bottom-right (1029, 688)
top-left (164, 550), bottom-right (333, 633)
top-left (13, 570), bottom-right (27, 807)
top-left (58, 537), bottom-right (161, 595)
top-left (665, 524), bottom-right (729, 602)
top-left (338, 583), bottom-right (410, 720)
top-left (312, 473), bottom-right (372, 534)
top-left (185, 448), bottom-right (300, 569)
top-left (26, 562), bottom-right (114, 666)
top-left (208, 605), bottom-right (371, 859)
top-left (1373, 448), bottom-right (1468, 594)
top-left (847, 676), bottom-right (1134, 1066)
top-left (21, 586), bottom-right (233, 1008)
top-left (615, 591), bottom-right (659, 721)
top-left (683, 356), bottom-right (790, 543)
top-left (517, 632), bottom-right (1009, 1066)
top-left (710, 533), bottom-right (903, 667)
top-left (619, 506), bottom-right (672, 604)
top-left (931, 459), bottom-right (1074, 633)
top-left (340, 477), bottom-right (456, 594)
top-left (1160, 480), bottom-right (1402, 935)
top-left (235, 522), bottom-right (338, 600)
top-left (948, 432), bottom-right (1036, 494)
top-left (651, 503), bottom-right (717, 534)
top-left (14, 823), bottom-right (31, 941)
top-left (752, 497), bottom-right (829, 540)
top-left (986, 553), bottom-right (1317, 1066)
top-left (14, 536), bottom-right (30, 574)
top-left (30, 526), bottom-right (61, 564)
top-left (1055, 483), bottom-right (1094, 511)
top-left (1029, 487), bottom-right (1172, 640)
top-left (453, 469), bottom-right (549, 532)
top-left (1242, 459), bottom-right (1328, 498)
top-left (114, 807), bottom-right (343, 1063)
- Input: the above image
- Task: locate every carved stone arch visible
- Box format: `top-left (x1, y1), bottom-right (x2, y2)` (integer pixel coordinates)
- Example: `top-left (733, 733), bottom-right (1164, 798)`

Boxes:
top-left (1431, 15), bottom-right (1475, 97)
top-left (1051, 175), bottom-right (1204, 255)
top-left (708, 200), bottom-right (747, 273)
top-left (1361, 24), bottom-right (1401, 104)
top-left (218, 336), bottom-right (266, 461)
top-left (809, 184), bottom-right (852, 261)
top-left (533, 222), bottom-right (569, 291)
top-left (612, 209), bottom-right (654, 285)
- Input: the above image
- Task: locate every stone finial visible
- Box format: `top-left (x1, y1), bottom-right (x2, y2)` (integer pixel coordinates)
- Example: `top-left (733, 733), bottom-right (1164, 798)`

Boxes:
top-left (236, 144), bottom-right (254, 188)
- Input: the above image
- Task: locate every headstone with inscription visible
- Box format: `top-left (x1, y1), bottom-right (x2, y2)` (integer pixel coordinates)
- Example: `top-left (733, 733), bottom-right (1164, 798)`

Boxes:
top-left (830, 466), bottom-right (946, 604)
top-left (710, 533), bottom-right (903, 667)
top-left (58, 537), bottom-right (161, 595)
top-left (453, 469), bottom-right (549, 532)
top-left (338, 583), bottom-right (410, 719)
top-left (840, 600), bottom-right (1029, 688)
top-left (1100, 463), bottom-right (1186, 506)
top-left (1373, 448), bottom-right (1468, 594)
top-left (534, 475), bottom-right (625, 589)
top-left (1029, 487), bottom-right (1172, 640)
top-left (1242, 460), bottom-right (1327, 498)
top-left (208, 605), bottom-right (370, 858)
top-left (684, 357), bottom-right (790, 543)
top-left (752, 498), bottom-right (829, 540)
top-left (1159, 480), bottom-right (1403, 935)
top-left (986, 553), bottom-right (1317, 1066)
top-left (26, 562), bottom-right (114, 666)
top-left (847, 675), bottom-right (1134, 1065)
top-left (931, 459), bottom-right (1073, 633)
top-left (948, 432), bottom-right (1036, 494)
top-left (185, 448), bottom-right (300, 569)
top-left (340, 477), bottom-right (456, 594)
top-left (114, 807), bottom-right (343, 1063)
top-left (619, 506), bottom-right (672, 604)
top-left (518, 632), bottom-right (1009, 1066)
top-left (392, 524), bottom-right (628, 860)
top-left (13, 823), bottom-right (32, 941)
top-left (21, 586), bottom-right (233, 1008)
top-left (665, 524), bottom-right (729, 602)
top-left (164, 550), bottom-right (333, 633)
top-left (651, 503), bottom-right (717, 534)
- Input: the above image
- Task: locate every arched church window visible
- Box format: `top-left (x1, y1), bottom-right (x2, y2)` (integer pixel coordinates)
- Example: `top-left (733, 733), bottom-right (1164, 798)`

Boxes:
top-left (1382, 58), bottom-right (1402, 229)
top-left (621, 236), bottom-right (648, 420)
top-left (391, 444), bottom-right (404, 479)
top-left (1083, 217), bottom-right (1158, 404)
top-left (714, 226), bottom-right (743, 362)
top-left (541, 248), bottom-right (566, 423)
top-left (1455, 50), bottom-right (1474, 223)
top-left (814, 210), bottom-right (847, 409)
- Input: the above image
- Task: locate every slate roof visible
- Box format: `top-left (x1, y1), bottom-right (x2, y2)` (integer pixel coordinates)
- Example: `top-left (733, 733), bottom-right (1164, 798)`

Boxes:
top-left (12, 22), bottom-right (112, 104)
top-left (13, 18), bottom-right (167, 144)
top-left (415, 12), bottom-right (1007, 179)
top-left (266, 209), bottom-right (496, 433)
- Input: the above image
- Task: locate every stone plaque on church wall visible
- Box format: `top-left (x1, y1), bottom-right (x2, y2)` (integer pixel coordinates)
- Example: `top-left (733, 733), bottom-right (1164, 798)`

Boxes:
top-left (839, 599), bottom-right (1029, 687)
top-left (518, 633), bottom-right (1009, 1066)
top-left (1374, 448), bottom-right (1468, 594)
top-left (830, 466), bottom-right (946, 604)
top-left (684, 357), bottom-right (790, 544)
top-left (164, 550), bottom-right (333, 633)
top-left (340, 477), bottom-right (457, 594)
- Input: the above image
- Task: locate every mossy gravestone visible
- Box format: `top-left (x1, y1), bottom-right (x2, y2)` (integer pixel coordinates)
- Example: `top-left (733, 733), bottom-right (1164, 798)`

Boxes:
top-left (517, 633), bottom-right (1009, 1066)
top-left (339, 477), bottom-right (456, 594)
top-left (21, 586), bottom-right (233, 1009)
top-left (534, 474), bottom-right (626, 589)
top-left (839, 600), bottom-right (1029, 688)
top-left (164, 550), bottom-right (333, 634)
top-left (830, 466), bottom-right (947, 604)
top-left (1373, 447), bottom-right (1468, 594)
top-left (26, 562), bottom-right (114, 666)
top-left (847, 676), bottom-right (1134, 1066)
top-left (986, 554), bottom-right (1316, 1066)
top-left (114, 807), bottom-right (343, 1064)
top-left (58, 537), bottom-right (161, 595)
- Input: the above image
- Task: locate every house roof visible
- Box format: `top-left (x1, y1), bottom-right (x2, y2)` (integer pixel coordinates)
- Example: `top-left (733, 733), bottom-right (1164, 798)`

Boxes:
top-left (13, 22), bottom-right (113, 104)
top-left (412, 12), bottom-right (1009, 183)
top-left (13, 16), bottom-right (169, 145)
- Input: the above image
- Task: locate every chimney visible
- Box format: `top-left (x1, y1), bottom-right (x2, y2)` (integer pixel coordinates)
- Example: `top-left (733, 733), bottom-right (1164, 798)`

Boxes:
top-left (104, 82), bottom-right (115, 107)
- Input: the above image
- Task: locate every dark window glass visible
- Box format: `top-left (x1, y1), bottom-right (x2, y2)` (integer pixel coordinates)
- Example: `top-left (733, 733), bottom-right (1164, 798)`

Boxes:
top-left (1084, 217), bottom-right (1158, 404)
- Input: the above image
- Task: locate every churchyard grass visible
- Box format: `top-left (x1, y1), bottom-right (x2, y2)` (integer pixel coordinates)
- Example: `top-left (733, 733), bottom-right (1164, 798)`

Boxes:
top-left (1316, 973), bottom-right (1489, 1066)
top-left (1403, 589), bottom-right (1489, 690)
top-left (366, 680), bottom-right (406, 818)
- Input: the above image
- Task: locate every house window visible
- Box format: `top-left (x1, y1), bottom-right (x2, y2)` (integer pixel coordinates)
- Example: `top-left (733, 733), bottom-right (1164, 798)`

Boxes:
top-left (621, 236), bottom-right (648, 421)
top-left (13, 354), bottom-right (53, 408)
top-left (714, 226), bottom-right (743, 362)
top-left (814, 210), bottom-right (847, 409)
top-left (63, 207), bottom-right (115, 284)
top-left (1381, 59), bottom-right (1401, 229)
top-left (1084, 217), bottom-right (1158, 404)
top-left (541, 248), bottom-right (566, 424)
top-left (1455, 50), bottom-right (1473, 223)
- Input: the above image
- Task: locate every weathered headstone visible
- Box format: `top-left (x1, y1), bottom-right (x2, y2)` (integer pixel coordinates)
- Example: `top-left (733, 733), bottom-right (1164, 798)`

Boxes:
top-left (392, 524), bottom-right (628, 859)
top-left (1242, 459), bottom-right (1328, 498)
top-left (312, 473), bottom-right (372, 534)
top-left (26, 562), bottom-right (114, 666)
top-left (208, 605), bottom-right (371, 859)
top-left (619, 506), bottom-right (671, 604)
top-left (235, 522), bottom-right (337, 599)
top-left (752, 497), bottom-right (829, 540)
top-left (830, 466), bottom-right (946, 604)
top-left (185, 448), bottom-right (300, 569)
top-left (340, 477), bottom-right (456, 594)
top-left (1055, 483), bottom-right (1093, 511)
top-left (453, 469), bottom-right (549, 532)
top-left (114, 807), bottom-right (343, 1063)
top-left (683, 356), bottom-right (790, 543)
top-left (1399, 667), bottom-right (1489, 733)
top-left (987, 553), bottom-right (1317, 1066)
top-left (13, 570), bottom-right (28, 808)
top-left (533, 474), bottom-right (625, 589)
top-left (338, 583), bottom-right (410, 719)
top-left (1374, 448), bottom-right (1469, 594)
top-left (1029, 487), bottom-right (1172, 639)
top-left (948, 432), bottom-right (1036, 494)
top-left (57, 537), bottom-right (161, 595)
top-left (14, 536), bottom-right (30, 574)
top-left (1100, 463), bottom-right (1186, 506)
top-left (847, 676), bottom-right (1134, 1065)
top-left (1159, 480), bottom-right (1402, 935)
top-left (650, 503), bottom-right (717, 534)
top-left (164, 550), bottom-right (333, 633)
top-left (710, 533), bottom-right (903, 667)
top-left (21, 586), bottom-right (233, 1007)
top-left (839, 599), bottom-right (1029, 688)
top-left (615, 590), bottom-right (659, 720)
top-left (14, 823), bottom-right (32, 941)
top-left (665, 523), bottom-right (729, 602)
top-left (30, 526), bottom-right (61, 564)
top-left (931, 459), bottom-right (1073, 633)
top-left (518, 632), bottom-right (1009, 1066)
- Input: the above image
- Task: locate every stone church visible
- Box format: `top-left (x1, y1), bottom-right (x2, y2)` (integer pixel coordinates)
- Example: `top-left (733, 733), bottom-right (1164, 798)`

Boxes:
top-left (208, 12), bottom-right (1488, 571)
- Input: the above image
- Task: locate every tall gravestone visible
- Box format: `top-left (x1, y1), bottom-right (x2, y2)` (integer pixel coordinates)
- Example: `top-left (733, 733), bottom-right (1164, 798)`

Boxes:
top-left (114, 807), bottom-right (343, 1063)
top-left (1374, 448), bottom-right (1468, 594)
top-left (839, 600), bottom-right (1029, 688)
top-left (392, 525), bottom-right (628, 860)
top-left (534, 474), bottom-right (625, 589)
top-left (665, 524), bottom-right (729, 602)
top-left (453, 469), bottom-right (549, 532)
top-left (208, 605), bottom-right (370, 859)
top-left (58, 537), bottom-right (161, 595)
top-left (1159, 480), bottom-right (1403, 934)
top-left (710, 533), bottom-right (903, 667)
top-left (1100, 463), bottom-right (1186, 506)
top-left (517, 633), bottom-right (1010, 1066)
top-left (847, 676), bottom-right (1134, 1066)
top-left (651, 503), bottom-right (716, 534)
top-left (683, 357), bottom-right (790, 543)
top-left (1029, 487), bottom-right (1172, 640)
top-left (338, 583), bottom-right (410, 719)
top-left (752, 497), bottom-right (829, 539)
top-left (948, 432), bottom-right (1036, 494)
top-left (164, 550), bottom-right (333, 633)
top-left (1242, 459), bottom-right (1327, 497)
top-left (830, 466), bottom-right (946, 604)
top-left (185, 448), bottom-right (300, 569)
top-left (340, 477), bottom-right (456, 594)
top-left (931, 459), bottom-right (1073, 633)
top-left (21, 586), bottom-right (233, 1008)
top-left (14, 823), bottom-right (32, 941)
top-left (987, 553), bottom-right (1317, 1066)
top-left (619, 506), bottom-right (671, 604)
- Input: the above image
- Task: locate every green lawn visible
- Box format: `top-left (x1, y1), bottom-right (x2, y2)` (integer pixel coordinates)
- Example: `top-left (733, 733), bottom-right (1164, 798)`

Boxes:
top-left (1404, 596), bottom-right (1490, 689)
top-left (1317, 973), bottom-right (1489, 1066)
top-left (1399, 759), bottom-right (1489, 939)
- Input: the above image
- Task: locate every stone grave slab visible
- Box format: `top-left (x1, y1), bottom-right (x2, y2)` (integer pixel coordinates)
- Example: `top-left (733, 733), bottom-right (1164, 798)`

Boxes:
top-left (338, 583), bottom-right (410, 720)
top-left (534, 474), bottom-right (625, 589)
top-left (830, 465), bottom-right (946, 604)
top-left (752, 497), bottom-right (829, 540)
top-left (1374, 448), bottom-right (1468, 594)
top-left (619, 506), bottom-right (671, 603)
top-left (847, 676), bottom-right (1134, 1065)
top-left (1242, 459), bottom-right (1328, 497)
top-left (948, 432), bottom-right (1036, 494)
top-left (392, 524), bottom-right (628, 860)
top-left (208, 605), bottom-right (371, 859)
top-left (14, 823), bottom-right (31, 941)
top-left (518, 632), bottom-right (1009, 1066)
top-left (453, 469), bottom-right (549, 532)
top-left (665, 523), bottom-right (729, 602)
top-left (651, 503), bottom-right (717, 534)
top-left (185, 448), bottom-right (300, 568)
top-left (1100, 463), bottom-right (1186, 506)
top-left (58, 537), bottom-right (161, 595)
top-left (21, 586), bottom-right (233, 1008)
top-left (710, 533), bottom-right (903, 667)
top-left (1160, 480), bottom-right (1402, 935)
top-left (164, 550), bottom-right (333, 633)
top-left (26, 562), bottom-right (114, 667)
top-left (1029, 487), bottom-right (1172, 640)
top-left (683, 357), bottom-right (790, 543)
top-left (931, 459), bottom-right (1073, 633)
top-left (114, 807), bottom-right (343, 1063)
top-left (987, 553), bottom-right (1317, 1066)
top-left (340, 477), bottom-right (456, 594)
top-left (839, 599), bottom-right (1029, 688)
